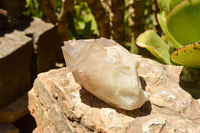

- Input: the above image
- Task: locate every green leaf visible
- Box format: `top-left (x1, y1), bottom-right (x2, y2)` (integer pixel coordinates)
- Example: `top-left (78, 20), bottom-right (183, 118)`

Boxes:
top-left (25, 0), bottom-right (31, 7)
top-left (70, 1), bottom-right (98, 39)
top-left (166, 0), bottom-right (200, 46)
top-left (171, 43), bottom-right (200, 68)
top-left (169, 0), bottom-right (185, 11)
top-left (125, 36), bottom-right (139, 54)
top-left (136, 30), bottom-right (171, 64)
top-left (157, 13), bottom-right (183, 49)
top-left (157, 0), bottom-right (171, 16)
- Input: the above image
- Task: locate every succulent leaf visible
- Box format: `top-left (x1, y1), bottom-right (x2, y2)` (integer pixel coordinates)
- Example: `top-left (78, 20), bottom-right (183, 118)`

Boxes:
top-left (136, 30), bottom-right (171, 64)
top-left (169, 0), bottom-right (186, 11)
top-left (171, 43), bottom-right (200, 68)
top-left (167, 0), bottom-right (200, 46)
top-left (157, 13), bottom-right (183, 49)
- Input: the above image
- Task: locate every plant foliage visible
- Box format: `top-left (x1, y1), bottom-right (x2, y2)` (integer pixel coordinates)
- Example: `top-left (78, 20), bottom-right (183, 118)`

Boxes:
top-left (136, 0), bottom-right (200, 68)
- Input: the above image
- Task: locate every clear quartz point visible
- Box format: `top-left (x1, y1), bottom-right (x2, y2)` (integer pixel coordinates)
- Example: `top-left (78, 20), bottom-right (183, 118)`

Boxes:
top-left (62, 38), bottom-right (149, 110)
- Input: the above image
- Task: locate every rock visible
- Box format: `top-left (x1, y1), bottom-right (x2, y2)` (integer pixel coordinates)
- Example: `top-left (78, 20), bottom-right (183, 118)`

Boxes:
top-left (62, 38), bottom-right (149, 110)
top-left (0, 123), bottom-right (19, 133)
top-left (0, 17), bottom-right (63, 108)
top-left (25, 17), bottom-right (64, 74)
top-left (0, 30), bottom-right (33, 108)
top-left (0, 94), bottom-right (29, 123)
top-left (28, 55), bottom-right (200, 133)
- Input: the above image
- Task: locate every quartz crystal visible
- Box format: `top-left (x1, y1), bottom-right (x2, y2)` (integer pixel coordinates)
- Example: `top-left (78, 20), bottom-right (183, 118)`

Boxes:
top-left (62, 38), bottom-right (149, 110)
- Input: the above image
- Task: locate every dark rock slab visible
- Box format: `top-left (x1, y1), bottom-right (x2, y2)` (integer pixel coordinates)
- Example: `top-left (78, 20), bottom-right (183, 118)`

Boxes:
top-left (25, 17), bottom-right (64, 74)
top-left (0, 30), bottom-right (33, 108)
top-left (0, 123), bottom-right (19, 133)
top-left (0, 94), bottom-right (29, 123)
top-left (0, 17), bottom-right (64, 108)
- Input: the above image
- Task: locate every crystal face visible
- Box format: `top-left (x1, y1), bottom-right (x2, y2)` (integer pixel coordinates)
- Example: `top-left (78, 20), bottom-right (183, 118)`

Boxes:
top-left (62, 38), bottom-right (149, 110)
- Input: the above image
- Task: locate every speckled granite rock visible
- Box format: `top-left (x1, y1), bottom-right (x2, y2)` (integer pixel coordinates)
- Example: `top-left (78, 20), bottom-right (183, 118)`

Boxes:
top-left (28, 55), bottom-right (200, 133)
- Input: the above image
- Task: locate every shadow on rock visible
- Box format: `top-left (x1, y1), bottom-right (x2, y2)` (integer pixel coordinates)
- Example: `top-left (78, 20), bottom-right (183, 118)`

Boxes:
top-left (80, 87), bottom-right (152, 118)
top-left (179, 80), bottom-right (200, 99)
top-left (179, 67), bottom-right (200, 99)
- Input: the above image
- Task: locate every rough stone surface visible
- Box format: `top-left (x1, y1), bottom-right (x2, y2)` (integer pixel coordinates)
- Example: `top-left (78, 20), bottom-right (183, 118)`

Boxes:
top-left (0, 30), bottom-right (33, 108)
top-left (28, 55), bottom-right (200, 133)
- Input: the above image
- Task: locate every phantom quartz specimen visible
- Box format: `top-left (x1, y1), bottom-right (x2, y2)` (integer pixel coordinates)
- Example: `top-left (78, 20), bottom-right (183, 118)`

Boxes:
top-left (62, 38), bottom-right (149, 110)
